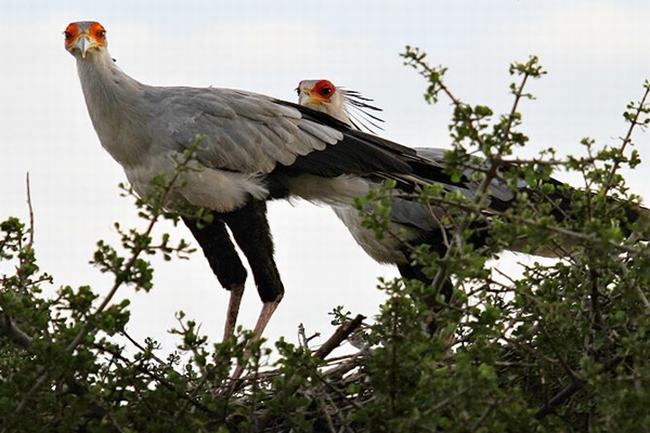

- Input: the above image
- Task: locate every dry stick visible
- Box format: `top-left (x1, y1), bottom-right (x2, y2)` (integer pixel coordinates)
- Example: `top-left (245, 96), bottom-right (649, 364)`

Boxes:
top-left (25, 172), bottom-right (34, 247)
top-left (14, 173), bottom-right (38, 296)
top-left (323, 350), bottom-right (369, 380)
top-left (235, 352), bottom-right (364, 387)
top-left (535, 378), bottom-right (584, 419)
top-left (12, 154), bottom-right (191, 417)
top-left (313, 314), bottom-right (365, 360)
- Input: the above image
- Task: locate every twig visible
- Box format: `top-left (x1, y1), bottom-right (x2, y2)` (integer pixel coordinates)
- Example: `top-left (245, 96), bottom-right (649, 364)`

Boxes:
top-left (634, 286), bottom-right (650, 311)
top-left (298, 323), bottom-right (306, 347)
top-left (323, 350), bottom-right (369, 379)
top-left (122, 329), bottom-right (172, 368)
top-left (25, 172), bottom-right (34, 247)
top-left (324, 391), bottom-right (356, 433)
top-left (603, 84), bottom-right (650, 193)
top-left (539, 325), bottom-right (580, 381)
top-left (313, 314), bottom-right (365, 360)
top-left (425, 387), bottom-right (470, 414)
top-left (502, 73), bottom-right (529, 142)
top-left (106, 410), bottom-right (126, 433)
top-left (618, 261), bottom-right (650, 313)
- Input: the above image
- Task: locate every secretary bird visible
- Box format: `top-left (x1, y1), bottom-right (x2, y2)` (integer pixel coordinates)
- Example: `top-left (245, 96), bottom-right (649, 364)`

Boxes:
top-left (64, 22), bottom-right (462, 340)
top-left (296, 79), bottom-right (650, 302)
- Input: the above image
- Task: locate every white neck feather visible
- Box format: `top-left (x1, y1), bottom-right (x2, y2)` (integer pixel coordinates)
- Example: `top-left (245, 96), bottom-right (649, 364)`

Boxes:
top-left (330, 93), bottom-right (354, 127)
top-left (75, 49), bottom-right (149, 166)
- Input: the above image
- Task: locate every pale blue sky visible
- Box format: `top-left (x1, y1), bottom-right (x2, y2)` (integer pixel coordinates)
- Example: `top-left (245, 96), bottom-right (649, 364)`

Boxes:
top-left (1, 1), bottom-right (648, 353)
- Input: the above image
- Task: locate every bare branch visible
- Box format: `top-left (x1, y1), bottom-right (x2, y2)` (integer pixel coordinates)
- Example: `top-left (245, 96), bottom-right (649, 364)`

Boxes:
top-left (25, 172), bottom-right (34, 247)
top-left (314, 314), bottom-right (365, 360)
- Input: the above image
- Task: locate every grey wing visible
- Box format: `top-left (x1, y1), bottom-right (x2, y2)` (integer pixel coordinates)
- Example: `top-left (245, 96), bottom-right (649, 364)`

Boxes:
top-left (146, 87), bottom-right (424, 180)
top-left (147, 87), bottom-right (341, 174)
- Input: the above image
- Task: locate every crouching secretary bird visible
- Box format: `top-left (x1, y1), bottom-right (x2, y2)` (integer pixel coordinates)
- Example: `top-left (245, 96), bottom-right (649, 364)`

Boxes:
top-left (64, 21), bottom-right (450, 340)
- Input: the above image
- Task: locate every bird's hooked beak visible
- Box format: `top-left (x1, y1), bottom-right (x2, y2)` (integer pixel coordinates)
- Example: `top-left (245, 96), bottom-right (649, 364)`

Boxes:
top-left (66, 29), bottom-right (104, 59)
top-left (76, 34), bottom-right (92, 58)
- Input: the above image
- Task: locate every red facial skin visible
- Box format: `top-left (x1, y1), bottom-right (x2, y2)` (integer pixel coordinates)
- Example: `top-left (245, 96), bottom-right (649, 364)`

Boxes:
top-left (63, 23), bottom-right (79, 47)
top-left (64, 22), bottom-right (106, 48)
top-left (311, 80), bottom-right (336, 100)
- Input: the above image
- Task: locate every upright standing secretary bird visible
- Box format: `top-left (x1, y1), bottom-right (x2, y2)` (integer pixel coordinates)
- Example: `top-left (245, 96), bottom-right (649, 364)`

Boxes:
top-left (64, 21), bottom-right (453, 340)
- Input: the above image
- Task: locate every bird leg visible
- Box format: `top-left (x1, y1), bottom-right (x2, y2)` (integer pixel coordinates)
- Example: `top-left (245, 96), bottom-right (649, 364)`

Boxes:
top-left (182, 217), bottom-right (248, 341)
top-left (222, 200), bottom-right (285, 381)
top-left (223, 284), bottom-right (244, 341)
top-left (222, 200), bottom-right (285, 322)
top-left (228, 299), bottom-right (282, 382)
top-left (252, 299), bottom-right (282, 338)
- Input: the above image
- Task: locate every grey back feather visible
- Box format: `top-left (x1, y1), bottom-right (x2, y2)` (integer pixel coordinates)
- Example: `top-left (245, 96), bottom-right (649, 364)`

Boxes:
top-left (144, 87), bottom-right (344, 174)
